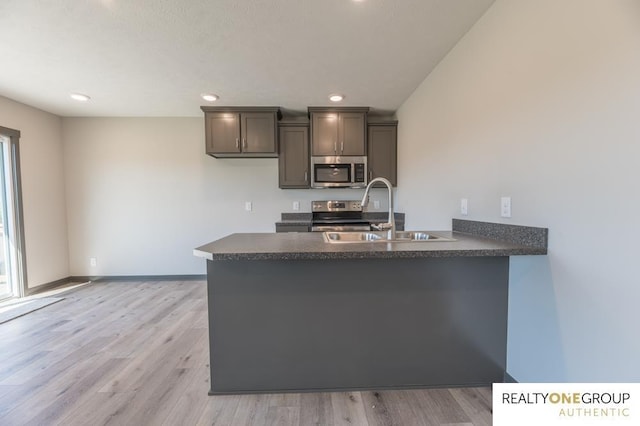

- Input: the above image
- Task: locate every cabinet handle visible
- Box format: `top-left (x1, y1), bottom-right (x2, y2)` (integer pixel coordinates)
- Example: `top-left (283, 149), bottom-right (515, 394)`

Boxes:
top-left (235, 138), bottom-right (239, 150)
top-left (369, 170), bottom-right (373, 180)
top-left (243, 138), bottom-right (247, 149)
top-left (334, 141), bottom-right (337, 154)
top-left (304, 171), bottom-right (308, 182)
top-left (341, 141), bottom-right (344, 153)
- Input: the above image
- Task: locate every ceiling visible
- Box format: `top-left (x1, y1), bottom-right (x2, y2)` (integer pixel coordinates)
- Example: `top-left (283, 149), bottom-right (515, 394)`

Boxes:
top-left (0, 0), bottom-right (494, 117)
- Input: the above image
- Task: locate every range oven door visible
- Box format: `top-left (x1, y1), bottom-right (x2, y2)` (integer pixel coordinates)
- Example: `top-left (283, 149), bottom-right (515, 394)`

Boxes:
top-left (311, 224), bottom-right (372, 232)
top-left (311, 222), bottom-right (371, 232)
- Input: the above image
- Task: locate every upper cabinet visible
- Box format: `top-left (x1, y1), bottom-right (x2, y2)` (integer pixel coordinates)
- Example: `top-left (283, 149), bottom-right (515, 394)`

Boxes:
top-left (278, 121), bottom-right (310, 189)
top-left (201, 107), bottom-right (282, 158)
top-left (308, 107), bottom-right (368, 156)
top-left (367, 121), bottom-right (398, 187)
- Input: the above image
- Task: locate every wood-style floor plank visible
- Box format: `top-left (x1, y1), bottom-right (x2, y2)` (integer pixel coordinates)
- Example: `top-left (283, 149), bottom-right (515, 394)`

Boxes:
top-left (448, 387), bottom-right (493, 426)
top-left (196, 394), bottom-right (242, 426)
top-left (0, 280), bottom-right (493, 426)
top-left (161, 365), bottom-right (210, 426)
top-left (298, 392), bottom-right (335, 426)
top-left (20, 357), bottom-right (128, 426)
top-left (361, 391), bottom-right (396, 426)
top-left (331, 392), bottom-right (369, 425)
top-left (55, 391), bottom-right (137, 426)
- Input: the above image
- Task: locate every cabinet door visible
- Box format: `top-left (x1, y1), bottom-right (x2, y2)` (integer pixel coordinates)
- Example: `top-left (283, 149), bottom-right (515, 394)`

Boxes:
top-left (205, 113), bottom-right (241, 154)
top-left (338, 112), bottom-right (366, 155)
top-left (275, 224), bottom-right (310, 232)
top-left (279, 126), bottom-right (310, 188)
top-left (368, 124), bottom-right (397, 186)
top-left (241, 113), bottom-right (277, 154)
top-left (311, 112), bottom-right (339, 156)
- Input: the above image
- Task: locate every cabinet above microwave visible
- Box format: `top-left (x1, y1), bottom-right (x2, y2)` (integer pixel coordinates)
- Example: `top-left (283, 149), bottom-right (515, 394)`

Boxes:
top-left (308, 107), bottom-right (369, 157)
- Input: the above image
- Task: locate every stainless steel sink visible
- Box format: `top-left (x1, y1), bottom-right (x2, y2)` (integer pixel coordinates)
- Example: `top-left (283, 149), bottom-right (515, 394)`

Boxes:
top-left (394, 231), bottom-right (451, 241)
top-left (324, 231), bottom-right (387, 243)
top-left (323, 231), bottom-right (455, 244)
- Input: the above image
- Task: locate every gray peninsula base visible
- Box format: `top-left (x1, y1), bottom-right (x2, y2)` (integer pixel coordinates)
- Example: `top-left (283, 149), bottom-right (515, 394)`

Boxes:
top-left (207, 256), bottom-right (509, 394)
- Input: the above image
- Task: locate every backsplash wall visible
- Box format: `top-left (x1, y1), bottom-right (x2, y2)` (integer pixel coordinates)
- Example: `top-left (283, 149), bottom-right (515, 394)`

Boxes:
top-left (62, 117), bottom-right (391, 275)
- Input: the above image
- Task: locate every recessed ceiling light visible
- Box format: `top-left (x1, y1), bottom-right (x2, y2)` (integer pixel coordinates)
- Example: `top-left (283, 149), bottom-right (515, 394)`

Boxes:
top-left (70, 93), bottom-right (90, 102)
top-left (329, 94), bottom-right (344, 102)
top-left (201, 93), bottom-right (219, 102)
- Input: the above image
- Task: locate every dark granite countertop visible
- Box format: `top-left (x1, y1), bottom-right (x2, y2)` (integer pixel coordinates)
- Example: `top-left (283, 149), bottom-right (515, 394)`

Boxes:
top-left (194, 219), bottom-right (547, 261)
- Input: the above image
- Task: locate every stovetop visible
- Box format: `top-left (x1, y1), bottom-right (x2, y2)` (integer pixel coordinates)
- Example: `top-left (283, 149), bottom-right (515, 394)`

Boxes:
top-left (311, 200), bottom-right (364, 225)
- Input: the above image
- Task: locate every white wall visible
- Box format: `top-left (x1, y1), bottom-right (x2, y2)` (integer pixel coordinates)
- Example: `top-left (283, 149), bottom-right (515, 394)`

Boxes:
top-left (62, 117), bottom-right (390, 276)
top-left (396, 0), bottom-right (640, 382)
top-left (0, 96), bottom-right (70, 289)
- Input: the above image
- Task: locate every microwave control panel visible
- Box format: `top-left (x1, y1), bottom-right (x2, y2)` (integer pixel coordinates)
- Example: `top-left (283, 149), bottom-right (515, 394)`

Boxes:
top-left (354, 163), bottom-right (366, 183)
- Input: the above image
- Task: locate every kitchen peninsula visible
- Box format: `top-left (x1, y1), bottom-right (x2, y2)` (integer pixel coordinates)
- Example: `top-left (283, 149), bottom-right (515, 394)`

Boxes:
top-left (194, 219), bottom-right (547, 395)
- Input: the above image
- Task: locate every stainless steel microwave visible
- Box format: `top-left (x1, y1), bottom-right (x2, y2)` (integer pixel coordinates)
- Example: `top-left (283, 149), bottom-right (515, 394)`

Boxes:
top-left (311, 156), bottom-right (367, 188)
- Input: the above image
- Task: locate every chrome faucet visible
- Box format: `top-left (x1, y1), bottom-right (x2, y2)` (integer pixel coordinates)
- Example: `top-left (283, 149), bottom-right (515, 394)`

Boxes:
top-left (360, 177), bottom-right (396, 240)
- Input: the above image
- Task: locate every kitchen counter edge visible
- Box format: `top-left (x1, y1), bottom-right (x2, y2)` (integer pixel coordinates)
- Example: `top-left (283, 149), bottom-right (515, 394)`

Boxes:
top-left (194, 227), bottom-right (547, 261)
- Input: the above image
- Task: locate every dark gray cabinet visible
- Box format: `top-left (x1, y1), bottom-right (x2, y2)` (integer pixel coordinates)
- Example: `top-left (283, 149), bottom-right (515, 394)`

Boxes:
top-left (368, 121), bottom-right (398, 187)
top-left (278, 122), bottom-right (310, 188)
top-left (275, 224), bottom-right (310, 232)
top-left (308, 107), bottom-right (368, 156)
top-left (201, 107), bottom-right (281, 158)
top-left (205, 113), bottom-right (240, 154)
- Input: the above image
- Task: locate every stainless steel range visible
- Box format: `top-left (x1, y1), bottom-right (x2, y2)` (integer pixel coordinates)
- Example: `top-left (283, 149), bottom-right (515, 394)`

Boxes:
top-left (310, 200), bottom-right (371, 232)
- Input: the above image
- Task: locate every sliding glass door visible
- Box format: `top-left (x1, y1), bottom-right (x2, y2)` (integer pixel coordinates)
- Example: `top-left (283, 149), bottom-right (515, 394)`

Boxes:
top-left (0, 136), bottom-right (9, 299)
top-left (0, 127), bottom-right (26, 300)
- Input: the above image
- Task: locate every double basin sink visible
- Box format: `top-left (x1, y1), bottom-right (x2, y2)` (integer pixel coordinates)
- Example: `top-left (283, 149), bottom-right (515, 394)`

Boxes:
top-left (323, 230), bottom-right (456, 244)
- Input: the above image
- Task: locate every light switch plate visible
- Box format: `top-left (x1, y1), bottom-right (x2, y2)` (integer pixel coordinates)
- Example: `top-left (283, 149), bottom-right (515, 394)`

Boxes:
top-left (373, 200), bottom-right (381, 210)
top-left (460, 198), bottom-right (468, 216)
top-left (245, 201), bottom-right (252, 212)
top-left (292, 201), bottom-right (300, 211)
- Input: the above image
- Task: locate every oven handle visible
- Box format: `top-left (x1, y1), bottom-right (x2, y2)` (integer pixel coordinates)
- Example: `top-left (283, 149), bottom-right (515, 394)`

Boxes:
top-left (311, 225), bottom-right (372, 232)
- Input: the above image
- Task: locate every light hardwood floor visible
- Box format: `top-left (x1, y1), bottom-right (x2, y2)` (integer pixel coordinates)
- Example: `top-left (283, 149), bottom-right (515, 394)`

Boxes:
top-left (0, 280), bottom-right (492, 425)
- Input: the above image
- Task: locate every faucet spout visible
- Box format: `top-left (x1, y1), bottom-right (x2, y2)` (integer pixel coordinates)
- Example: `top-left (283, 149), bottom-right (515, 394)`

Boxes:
top-left (361, 177), bottom-right (395, 240)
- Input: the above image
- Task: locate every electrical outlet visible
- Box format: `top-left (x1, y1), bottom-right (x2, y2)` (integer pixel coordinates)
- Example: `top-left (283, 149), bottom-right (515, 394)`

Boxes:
top-left (292, 201), bottom-right (300, 211)
top-left (373, 200), bottom-right (381, 210)
top-left (460, 198), bottom-right (468, 216)
top-left (501, 197), bottom-right (511, 218)
top-left (90, 257), bottom-right (97, 267)
top-left (245, 201), bottom-right (252, 212)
